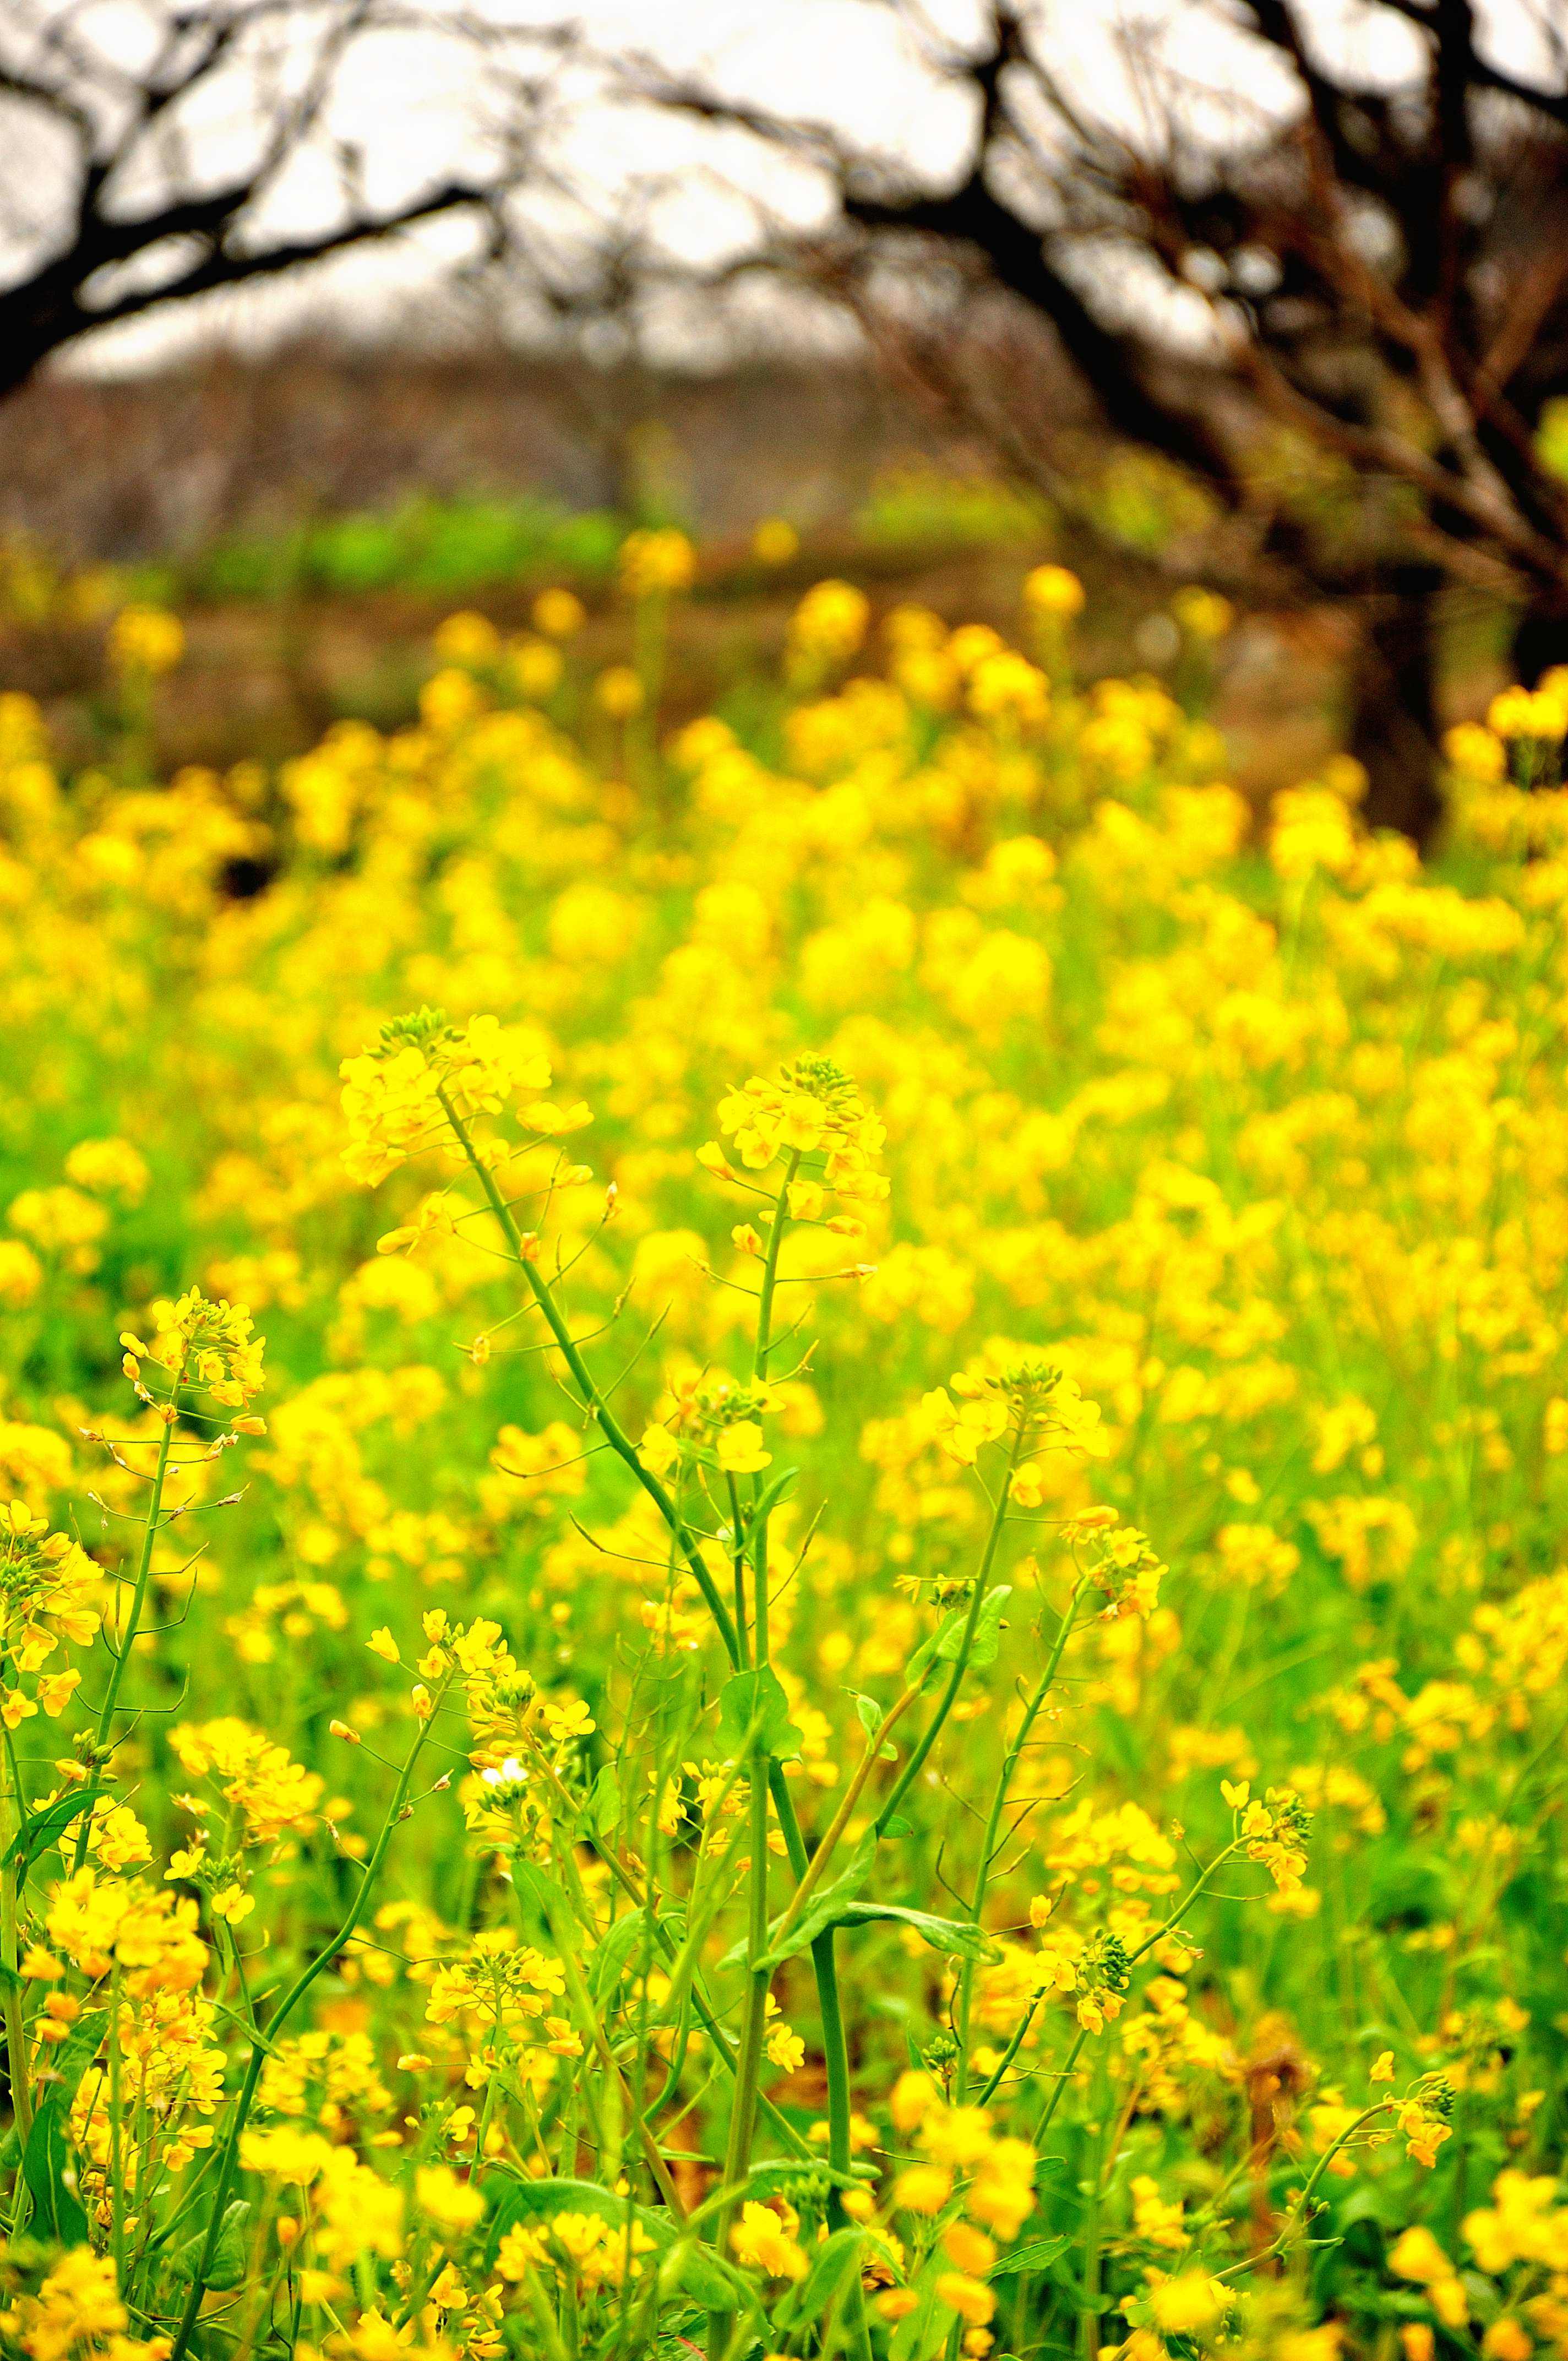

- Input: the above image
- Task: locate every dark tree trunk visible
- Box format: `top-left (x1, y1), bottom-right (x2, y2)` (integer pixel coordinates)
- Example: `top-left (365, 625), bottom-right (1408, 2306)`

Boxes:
top-left (1347, 565), bottom-right (1445, 845)
top-left (1510, 592), bottom-right (1568, 687)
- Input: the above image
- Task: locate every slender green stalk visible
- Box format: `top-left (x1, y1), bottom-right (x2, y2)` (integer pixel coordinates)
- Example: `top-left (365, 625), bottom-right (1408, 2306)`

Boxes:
top-left (714, 1762), bottom-right (771, 2247)
top-left (725, 1472), bottom-right (750, 1668)
top-left (520, 1727), bottom-right (809, 2158)
top-left (166, 1701), bottom-right (443, 2361)
top-left (765, 1682), bottom-right (922, 1958)
top-left (751, 1151), bottom-right (799, 1387)
top-left (448, 1085), bottom-right (863, 2328)
top-left (0, 1723), bottom-right (32, 2142)
top-left (108, 1967), bottom-right (125, 2273)
top-left (1077, 2053), bottom-right (1110, 2361)
top-left (521, 2263), bottom-right (573, 2361)
top-left (813, 1929), bottom-right (876, 2361)
top-left (765, 1753), bottom-right (873, 2361)
top-left (956, 1579), bottom-right (1087, 2102)
top-left (393, 2254), bottom-right (449, 2331)
top-left (531, 1872), bottom-right (688, 2222)
top-left (437, 1086), bottom-right (741, 1665)
top-left (710, 1158), bottom-right (800, 2332)
top-left (1215, 2100), bottom-right (1395, 2282)
top-left (877, 1427), bottom-right (1025, 1835)
top-left (74, 1358), bottom-right (186, 1871)
top-left (1034, 2026), bottom-right (1090, 2144)
top-left (1126, 1837), bottom-right (1245, 1968)
top-left (1026, 1835), bottom-right (1253, 2159)
top-left (975, 1990), bottom-right (1045, 2108)
top-left (744, 1150), bottom-right (797, 1675)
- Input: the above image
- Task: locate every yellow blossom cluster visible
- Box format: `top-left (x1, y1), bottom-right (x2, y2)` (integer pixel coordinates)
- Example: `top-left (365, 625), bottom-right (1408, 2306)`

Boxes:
top-left (0, 557), bottom-right (1561, 2361)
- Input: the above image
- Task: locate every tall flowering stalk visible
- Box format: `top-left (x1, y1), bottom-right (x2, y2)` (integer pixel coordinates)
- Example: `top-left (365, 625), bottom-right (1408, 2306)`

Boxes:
top-left (326, 1007), bottom-right (1376, 2359)
top-left (346, 1021), bottom-right (894, 2254)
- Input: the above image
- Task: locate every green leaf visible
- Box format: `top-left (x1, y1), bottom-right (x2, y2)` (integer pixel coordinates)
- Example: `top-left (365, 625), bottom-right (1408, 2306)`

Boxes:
top-left (744, 1831), bottom-right (877, 1972)
top-left (510, 1857), bottom-right (582, 1940)
top-left (731, 1846), bottom-right (994, 1975)
top-left (934, 1585), bottom-right (1012, 1670)
top-left (584, 1764), bottom-right (622, 1840)
top-left (209, 2199), bottom-right (254, 2291)
top-left (788, 2227), bottom-right (866, 2327)
top-left (23, 2097), bottom-right (88, 2245)
top-left (749, 1467), bottom-right (799, 1527)
top-left (990, 2233), bottom-right (1071, 2279)
top-left (482, 2173), bottom-right (738, 2311)
top-left (590, 1908), bottom-right (652, 2003)
top-left (658, 2235), bottom-right (749, 2314)
top-left (716, 1668), bottom-right (802, 1762)
top-left (4, 1789), bottom-right (102, 1881)
top-left (33, 2008), bottom-right (108, 2104)
top-left (907, 1626), bottom-right (943, 1685)
top-left (907, 1585), bottom-right (1012, 1685)
top-left (742, 2157), bottom-right (859, 2203)
top-left (172, 2201), bottom-right (252, 2291)
top-left (834, 1901), bottom-right (999, 1963)
top-left (851, 1693), bottom-right (897, 1758)
top-left (1336, 2186), bottom-right (1395, 2230)
top-left (1455, 2266), bottom-right (1492, 2323)
top-left (890, 2253), bottom-right (957, 2361)
top-left (21, 2008), bottom-right (106, 2245)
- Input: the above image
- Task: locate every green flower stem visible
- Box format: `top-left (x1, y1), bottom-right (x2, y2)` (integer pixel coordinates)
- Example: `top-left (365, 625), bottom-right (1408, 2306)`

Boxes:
top-left (974, 1990), bottom-right (1046, 2108)
top-left (520, 1731), bottom-right (809, 2159)
top-left (726, 1473), bottom-right (751, 1668)
top-left (0, 1893), bottom-right (29, 2156)
top-left (108, 1967), bottom-right (126, 2273)
top-left (521, 2262), bottom-right (573, 2361)
top-left (813, 1935), bottom-right (876, 2361)
top-left (73, 1353), bottom-right (187, 1872)
top-left (449, 1090), bottom-right (856, 2303)
top-left (765, 1682), bottom-right (923, 1960)
top-left (1078, 2062), bottom-right (1109, 2361)
top-left (766, 1766), bottom-right (863, 2237)
top-left (713, 1761), bottom-right (771, 2253)
top-left (166, 1700), bottom-right (442, 2361)
top-left (751, 1151), bottom-right (800, 1388)
top-left (1126, 1837), bottom-right (1245, 1968)
top-left (1035, 2026), bottom-right (1090, 2144)
top-left (707, 1770), bottom-right (771, 2361)
top-left (0, 1723), bottom-right (32, 2145)
top-left (876, 1427), bottom-right (1026, 1836)
top-left (437, 1085), bottom-right (741, 1666)
top-left (747, 1150), bottom-right (798, 1674)
top-left (711, 1151), bottom-right (802, 2298)
top-left (956, 1577), bottom-right (1087, 2102)
top-left (1215, 2099), bottom-right (1395, 2282)
top-left (1027, 1836), bottom-right (1252, 2163)
top-left (527, 1864), bottom-right (689, 2222)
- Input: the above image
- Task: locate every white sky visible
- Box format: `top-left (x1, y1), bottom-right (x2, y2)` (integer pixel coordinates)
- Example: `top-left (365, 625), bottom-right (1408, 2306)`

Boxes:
top-left (8, 0), bottom-right (1561, 374)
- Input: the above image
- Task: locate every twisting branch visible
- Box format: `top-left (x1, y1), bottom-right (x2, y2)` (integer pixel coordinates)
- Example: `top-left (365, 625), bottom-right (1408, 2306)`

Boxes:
top-left (0, 0), bottom-right (581, 396)
top-left (629, 0), bottom-right (1568, 836)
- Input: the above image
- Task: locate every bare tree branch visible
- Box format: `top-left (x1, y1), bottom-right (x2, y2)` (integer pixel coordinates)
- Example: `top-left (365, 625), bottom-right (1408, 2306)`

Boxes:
top-left (0, 0), bottom-right (580, 395)
top-left (629, 0), bottom-right (1568, 838)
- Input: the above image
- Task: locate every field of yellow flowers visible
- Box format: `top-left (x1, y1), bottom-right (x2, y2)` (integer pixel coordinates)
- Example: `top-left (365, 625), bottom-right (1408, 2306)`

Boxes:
top-left (0, 538), bottom-right (1565, 2361)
